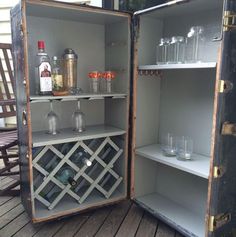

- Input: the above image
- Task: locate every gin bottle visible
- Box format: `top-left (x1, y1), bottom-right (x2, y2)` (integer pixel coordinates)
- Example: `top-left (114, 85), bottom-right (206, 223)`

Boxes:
top-left (35, 41), bottom-right (52, 95)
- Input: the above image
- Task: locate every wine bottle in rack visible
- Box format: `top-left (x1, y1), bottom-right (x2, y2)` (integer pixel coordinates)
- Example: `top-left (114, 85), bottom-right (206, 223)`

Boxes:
top-left (56, 166), bottom-right (77, 186)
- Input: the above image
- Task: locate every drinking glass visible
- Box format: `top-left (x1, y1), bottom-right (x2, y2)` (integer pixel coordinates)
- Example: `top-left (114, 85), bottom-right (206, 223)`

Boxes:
top-left (72, 99), bottom-right (85, 133)
top-left (176, 136), bottom-right (193, 161)
top-left (161, 133), bottom-right (177, 157)
top-left (46, 100), bottom-right (59, 135)
top-left (186, 26), bottom-right (204, 63)
top-left (103, 71), bottom-right (116, 93)
top-left (88, 71), bottom-right (101, 93)
top-left (156, 38), bottom-right (171, 64)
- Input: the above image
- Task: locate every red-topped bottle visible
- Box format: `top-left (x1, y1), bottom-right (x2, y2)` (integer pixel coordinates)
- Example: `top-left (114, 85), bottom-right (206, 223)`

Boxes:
top-left (35, 40), bottom-right (52, 95)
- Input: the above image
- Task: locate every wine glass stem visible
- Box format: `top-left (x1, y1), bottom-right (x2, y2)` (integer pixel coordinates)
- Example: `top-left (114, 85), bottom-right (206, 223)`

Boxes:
top-left (50, 100), bottom-right (53, 112)
top-left (77, 100), bottom-right (81, 110)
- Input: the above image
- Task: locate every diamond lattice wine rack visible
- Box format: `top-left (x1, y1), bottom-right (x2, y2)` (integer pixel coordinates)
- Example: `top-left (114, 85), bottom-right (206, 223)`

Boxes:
top-left (32, 136), bottom-right (124, 211)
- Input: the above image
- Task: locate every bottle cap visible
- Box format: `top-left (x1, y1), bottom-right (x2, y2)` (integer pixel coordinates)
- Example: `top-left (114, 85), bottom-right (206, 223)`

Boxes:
top-left (38, 41), bottom-right (45, 49)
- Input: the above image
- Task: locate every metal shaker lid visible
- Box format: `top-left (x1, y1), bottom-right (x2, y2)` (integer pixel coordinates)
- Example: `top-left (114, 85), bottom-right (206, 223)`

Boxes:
top-left (63, 48), bottom-right (78, 59)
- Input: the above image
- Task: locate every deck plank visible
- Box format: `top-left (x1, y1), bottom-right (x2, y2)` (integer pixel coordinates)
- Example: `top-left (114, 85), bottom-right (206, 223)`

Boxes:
top-left (136, 212), bottom-right (158, 237)
top-left (155, 222), bottom-right (175, 237)
top-left (12, 222), bottom-right (44, 237)
top-left (0, 197), bottom-right (21, 217)
top-left (115, 203), bottom-right (144, 237)
top-left (32, 219), bottom-right (65, 237)
top-left (0, 212), bottom-right (30, 237)
top-left (0, 198), bottom-right (181, 237)
top-left (74, 206), bottom-right (112, 237)
top-left (0, 204), bottom-right (24, 229)
top-left (0, 196), bottom-right (13, 206)
top-left (53, 211), bottom-right (93, 237)
top-left (95, 200), bottom-right (132, 237)
top-left (0, 177), bottom-right (14, 188)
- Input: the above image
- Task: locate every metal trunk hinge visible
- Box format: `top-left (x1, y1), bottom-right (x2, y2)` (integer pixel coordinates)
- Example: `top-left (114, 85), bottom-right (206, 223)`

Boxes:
top-left (209, 213), bottom-right (231, 232)
top-left (223, 11), bottom-right (236, 32)
top-left (213, 166), bottom-right (225, 178)
top-left (218, 80), bottom-right (233, 93)
top-left (221, 122), bottom-right (236, 136)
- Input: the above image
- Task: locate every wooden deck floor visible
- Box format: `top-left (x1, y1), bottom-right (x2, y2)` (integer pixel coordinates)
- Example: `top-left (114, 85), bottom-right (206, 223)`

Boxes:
top-left (0, 162), bottom-right (184, 237)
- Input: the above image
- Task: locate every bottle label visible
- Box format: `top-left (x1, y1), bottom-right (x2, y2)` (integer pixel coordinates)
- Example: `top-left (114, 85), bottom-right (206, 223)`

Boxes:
top-left (52, 75), bottom-right (63, 91)
top-left (39, 62), bottom-right (52, 92)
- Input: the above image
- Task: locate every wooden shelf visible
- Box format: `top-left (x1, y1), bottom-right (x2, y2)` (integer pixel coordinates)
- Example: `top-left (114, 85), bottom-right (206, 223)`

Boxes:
top-left (135, 144), bottom-right (210, 179)
top-left (139, 62), bottom-right (217, 70)
top-left (135, 193), bottom-right (205, 237)
top-left (30, 93), bottom-right (127, 103)
top-left (32, 125), bottom-right (126, 147)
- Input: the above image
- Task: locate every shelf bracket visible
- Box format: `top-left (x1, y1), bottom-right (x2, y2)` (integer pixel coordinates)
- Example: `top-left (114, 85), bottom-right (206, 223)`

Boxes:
top-left (209, 213), bottom-right (231, 232)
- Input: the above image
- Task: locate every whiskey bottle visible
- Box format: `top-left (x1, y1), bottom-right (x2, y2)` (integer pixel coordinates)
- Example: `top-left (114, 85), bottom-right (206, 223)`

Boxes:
top-left (35, 41), bottom-right (52, 95)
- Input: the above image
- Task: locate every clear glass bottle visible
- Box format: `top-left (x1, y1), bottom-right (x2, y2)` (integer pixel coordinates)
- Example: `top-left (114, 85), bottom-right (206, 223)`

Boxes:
top-left (52, 56), bottom-right (64, 94)
top-left (156, 38), bottom-right (170, 64)
top-left (35, 41), bottom-right (52, 95)
top-left (169, 36), bottom-right (186, 64)
top-left (186, 26), bottom-right (204, 63)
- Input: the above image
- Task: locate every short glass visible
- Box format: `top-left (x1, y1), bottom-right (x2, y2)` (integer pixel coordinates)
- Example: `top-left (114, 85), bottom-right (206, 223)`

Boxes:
top-left (103, 71), bottom-right (115, 93)
top-left (176, 136), bottom-right (193, 161)
top-left (161, 133), bottom-right (177, 157)
top-left (88, 71), bottom-right (101, 93)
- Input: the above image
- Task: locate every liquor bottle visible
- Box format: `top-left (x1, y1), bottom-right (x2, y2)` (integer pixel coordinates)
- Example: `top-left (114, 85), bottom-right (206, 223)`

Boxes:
top-left (52, 56), bottom-right (66, 96)
top-left (35, 41), bottom-right (52, 95)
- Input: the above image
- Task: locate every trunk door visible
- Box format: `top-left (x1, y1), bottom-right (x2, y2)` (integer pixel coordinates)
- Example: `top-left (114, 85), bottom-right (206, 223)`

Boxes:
top-left (206, 0), bottom-right (236, 236)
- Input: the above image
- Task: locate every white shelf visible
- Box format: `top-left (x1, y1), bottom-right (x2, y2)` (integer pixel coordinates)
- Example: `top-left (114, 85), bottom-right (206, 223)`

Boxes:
top-left (34, 189), bottom-right (125, 221)
top-left (139, 62), bottom-right (217, 70)
top-left (32, 125), bottom-right (126, 147)
top-left (30, 93), bottom-right (127, 103)
top-left (135, 193), bottom-right (205, 237)
top-left (135, 144), bottom-right (210, 179)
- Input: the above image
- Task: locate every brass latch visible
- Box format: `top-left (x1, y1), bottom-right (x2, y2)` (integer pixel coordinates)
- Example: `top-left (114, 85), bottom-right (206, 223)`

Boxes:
top-left (223, 11), bottom-right (236, 31)
top-left (219, 80), bottom-right (233, 93)
top-left (209, 213), bottom-right (231, 232)
top-left (213, 166), bottom-right (225, 178)
top-left (222, 122), bottom-right (236, 136)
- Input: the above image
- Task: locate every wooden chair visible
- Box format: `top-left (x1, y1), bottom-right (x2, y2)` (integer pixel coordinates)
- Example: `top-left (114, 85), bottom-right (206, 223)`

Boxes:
top-left (0, 43), bottom-right (20, 196)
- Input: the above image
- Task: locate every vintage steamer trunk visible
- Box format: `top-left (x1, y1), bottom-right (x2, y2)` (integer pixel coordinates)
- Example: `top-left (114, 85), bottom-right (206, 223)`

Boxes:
top-left (11, 0), bottom-right (236, 236)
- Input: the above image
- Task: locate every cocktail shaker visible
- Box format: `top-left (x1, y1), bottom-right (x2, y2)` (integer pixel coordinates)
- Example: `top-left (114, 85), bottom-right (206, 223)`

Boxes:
top-left (63, 48), bottom-right (78, 94)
